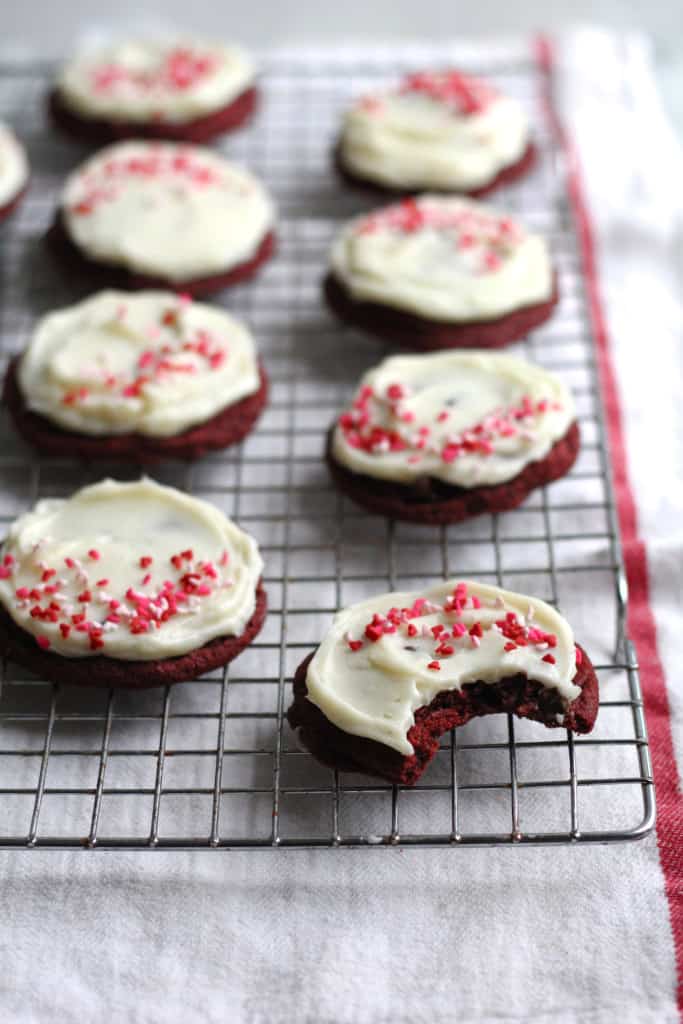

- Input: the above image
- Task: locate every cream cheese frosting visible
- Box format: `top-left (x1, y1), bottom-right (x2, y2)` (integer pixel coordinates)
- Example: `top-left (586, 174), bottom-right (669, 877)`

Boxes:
top-left (17, 290), bottom-right (260, 438)
top-left (331, 350), bottom-right (574, 488)
top-left (339, 70), bottom-right (530, 192)
top-left (0, 479), bottom-right (263, 660)
top-left (306, 580), bottom-right (580, 755)
top-left (0, 122), bottom-right (29, 208)
top-left (60, 140), bottom-right (275, 281)
top-left (56, 39), bottom-right (255, 124)
top-left (329, 196), bottom-right (553, 322)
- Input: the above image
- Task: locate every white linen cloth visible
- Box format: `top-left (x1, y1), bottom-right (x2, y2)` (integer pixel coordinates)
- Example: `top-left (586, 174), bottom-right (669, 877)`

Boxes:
top-left (1, 29), bottom-right (681, 1024)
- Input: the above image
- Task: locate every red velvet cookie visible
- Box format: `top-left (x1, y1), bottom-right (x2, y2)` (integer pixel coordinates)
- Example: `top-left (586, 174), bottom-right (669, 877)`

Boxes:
top-left (5, 290), bottom-right (268, 462)
top-left (49, 85), bottom-right (258, 146)
top-left (0, 478), bottom-right (266, 688)
top-left (3, 357), bottom-right (269, 463)
top-left (48, 140), bottom-right (275, 298)
top-left (326, 196), bottom-right (558, 350)
top-left (336, 70), bottom-right (535, 196)
top-left (50, 40), bottom-right (258, 145)
top-left (286, 579), bottom-right (598, 786)
top-left (326, 349), bottom-right (579, 525)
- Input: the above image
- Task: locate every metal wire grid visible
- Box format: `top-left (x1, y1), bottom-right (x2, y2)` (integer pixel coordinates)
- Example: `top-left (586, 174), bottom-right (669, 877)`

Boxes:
top-left (0, 49), bottom-right (654, 849)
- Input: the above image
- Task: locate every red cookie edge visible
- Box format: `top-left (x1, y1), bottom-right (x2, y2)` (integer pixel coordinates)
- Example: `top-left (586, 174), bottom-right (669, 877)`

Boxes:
top-left (326, 420), bottom-right (580, 525)
top-left (334, 139), bottom-right (537, 199)
top-left (45, 212), bottom-right (276, 298)
top-left (324, 271), bottom-right (559, 350)
top-left (0, 181), bottom-right (28, 224)
top-left (48, 85), bottom-right (259, 145)
top-left (3, 356), bottom-right (269, 463)
top-left (287, 642), bottom-right (599, 786)
top-left (0, 581), bottom-right (267, 689)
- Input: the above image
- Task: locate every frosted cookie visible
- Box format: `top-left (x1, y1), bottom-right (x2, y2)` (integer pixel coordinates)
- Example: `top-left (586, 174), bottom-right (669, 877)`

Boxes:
top-left (4, 290), bottom-right (268, 462)
top-left (287, 580), bottom-right (598, 785)
top-left (326, 350), bottom-right (579, 525)
top-left (46, 140), bottom-right (275, 296)
top-left (50, 38), bottom-right (258, 144)
top-left (336, 70), bottom-right (534, 196)
top-left (0, 479), bottom-right (266, 687)
top-left (325, 196), bottom-right (557, 349)
top-left (0, 123), bottom-right (29, 223)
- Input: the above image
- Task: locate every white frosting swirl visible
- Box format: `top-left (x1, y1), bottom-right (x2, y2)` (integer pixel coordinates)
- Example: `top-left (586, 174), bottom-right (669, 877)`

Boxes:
top-left (330, 196), bottom-right (553, 322)
top-left (332, 350), bottom-right (574, 488)
top-left (18, 290), bottom-right (260, 438)
top-left (60, 141), bottom-right (275, 281)
top-left (306, 580), bottom-right (579, 755)
top-left (0, 479), bottom-right (263, 660)
top-left (0, 122), bottom-right (28, 208)
top-left (339, 71), bottom-right (530, 191)
top-left (57, 39), bottom-right (255, 124)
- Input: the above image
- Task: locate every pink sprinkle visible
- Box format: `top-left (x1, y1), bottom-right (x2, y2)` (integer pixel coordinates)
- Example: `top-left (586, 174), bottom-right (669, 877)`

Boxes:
top-left (142, 573), bottom-right (152, 586)
top-left (0, 566), bottom-right (11, 579)
top-left (88, 549), bottom-right (100, 561)
top-left (36, 634), bottom-right (50, 650)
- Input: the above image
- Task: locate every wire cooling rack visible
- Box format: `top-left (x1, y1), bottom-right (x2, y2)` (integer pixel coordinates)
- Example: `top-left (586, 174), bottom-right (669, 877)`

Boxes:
top-left (0, 48), bottom-right (655, 849)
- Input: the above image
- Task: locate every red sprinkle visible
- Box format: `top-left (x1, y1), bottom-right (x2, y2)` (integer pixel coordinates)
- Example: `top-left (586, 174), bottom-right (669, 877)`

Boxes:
top-left (542, 654), bottom-right (556, 665)
top-left (427, 660), bottom-right (441, 671)
top-left (36, 635), bottom-right (50, 650)
top-left (88, 549), bottom-right (100, 561)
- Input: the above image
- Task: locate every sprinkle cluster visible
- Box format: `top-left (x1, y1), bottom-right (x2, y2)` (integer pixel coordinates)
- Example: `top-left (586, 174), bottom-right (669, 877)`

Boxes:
top-left (355, 198), bottom-right (523, 274)
top-left (1, 543), bottom-right (232, 652)
top-left (397, 70), bottom-right (498, 115)
top-left (338, 380), bottom-right (561, 469)
top-left (60, 296), bottom-right (229, 410)
top-left (344, 582), bottom-right (563, 672)
top-left (356, 70), bottom-right (498, 118)
top-left (90, 47), bottom-right (219, 96)
top-left (70, 147), bottom-right (226, 217)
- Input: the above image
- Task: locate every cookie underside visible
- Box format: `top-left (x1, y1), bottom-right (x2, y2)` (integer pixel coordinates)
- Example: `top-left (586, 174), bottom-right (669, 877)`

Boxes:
top-left (324, 272), bottom-right (559, 350)
top-left (334, 139), bottom-right (537, 199)
top-left (46, 213), bottom-right (276, 298)
top-left (326, 420), bottom-right (580, 525)
top-left (3, 356), bottom-right (269, 463)
top-left (288, 643), bottom-right (599, 786)
top-left (0, 582), bottom-right (267, 689)
top-left (48, 85), bottom-right (258, 145)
